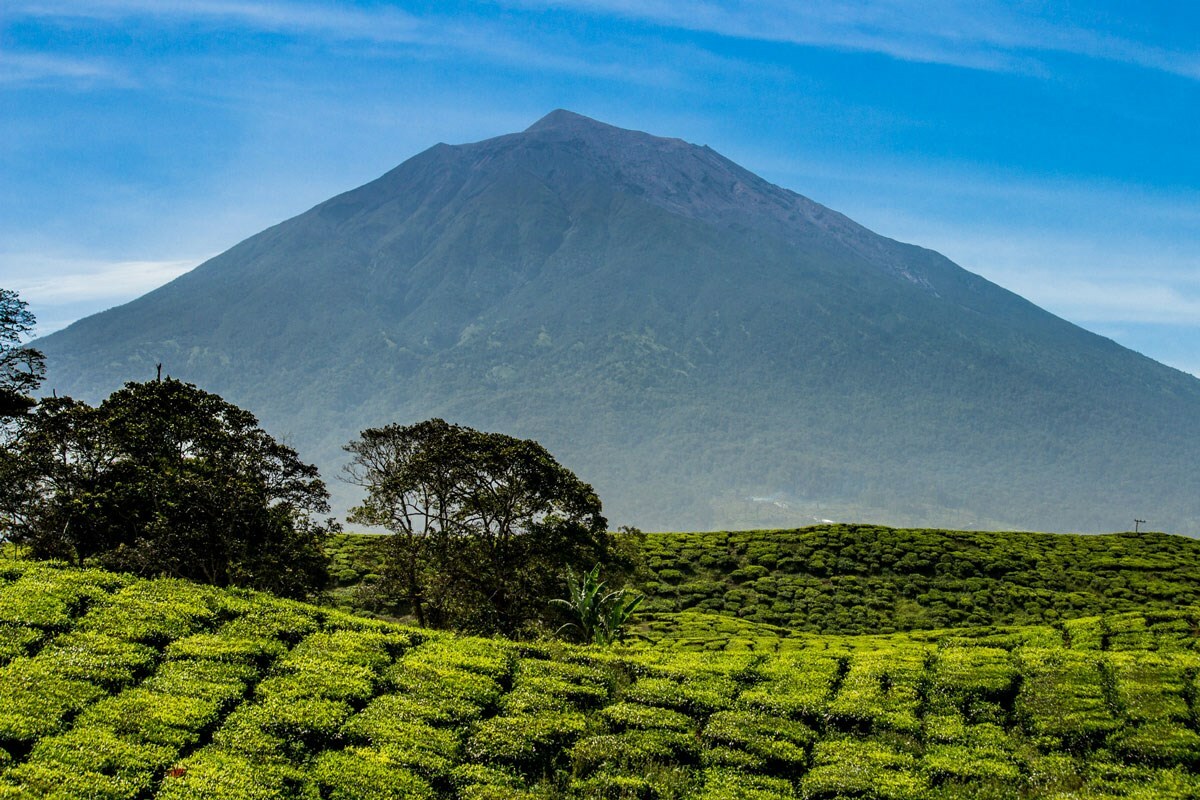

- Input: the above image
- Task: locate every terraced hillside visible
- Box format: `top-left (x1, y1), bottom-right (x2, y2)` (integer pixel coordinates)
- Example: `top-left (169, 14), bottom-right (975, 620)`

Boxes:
top-left (4, 557), bottom-right (1200, 799)
top-left (633, 526), bottom-right (1200, 634)
top-left (327, 525), bottom-right (1200, 634)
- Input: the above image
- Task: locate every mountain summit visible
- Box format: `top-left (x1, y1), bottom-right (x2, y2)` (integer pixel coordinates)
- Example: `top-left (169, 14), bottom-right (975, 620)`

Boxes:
top-left (37, 111), bottom-right (1200, 532)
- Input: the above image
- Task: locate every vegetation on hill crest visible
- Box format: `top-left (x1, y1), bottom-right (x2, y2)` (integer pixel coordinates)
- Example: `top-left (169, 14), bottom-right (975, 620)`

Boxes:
top-left (327, 524), bottom-right (1200, 636)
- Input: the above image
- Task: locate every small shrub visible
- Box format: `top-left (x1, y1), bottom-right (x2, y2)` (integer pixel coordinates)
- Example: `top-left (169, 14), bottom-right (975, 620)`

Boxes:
top-left (341, 706), bottom-right (459, 778)
top-left (0, 625), bottom-right (41, 665)
top-left (623, 676), bottom-right (736, 717)
top-left (600, 702), bottom-right (695, 733)
top-left (80, 580), bottom-right (220, 646)
top-left (156, 748), bottom-right (310, 800)
top-left (141, 659), bottom-right (254, 704)
top-left (0, 657), bottom-right (105, 744)
top-left (801, 738), bottom-right (926, 799)
top-left (77, 689), bottom-right (225, 749)
top-left (311, 747), bottom-right (434, 800)
top-left (38, 632), bottom-right (157, 690)
top-left (465, 713), bottom-right (587, 774)
top-left (166, 631), bottom-right (287, 667)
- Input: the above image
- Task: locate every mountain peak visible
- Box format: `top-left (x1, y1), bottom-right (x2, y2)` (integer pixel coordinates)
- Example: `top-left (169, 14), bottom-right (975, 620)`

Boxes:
top-left (524, 109), bottom-right (614, 133)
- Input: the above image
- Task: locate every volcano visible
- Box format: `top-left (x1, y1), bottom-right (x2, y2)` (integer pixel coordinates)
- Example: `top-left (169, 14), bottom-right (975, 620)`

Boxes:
top-left (36, 110), bottom-right (1200, 533)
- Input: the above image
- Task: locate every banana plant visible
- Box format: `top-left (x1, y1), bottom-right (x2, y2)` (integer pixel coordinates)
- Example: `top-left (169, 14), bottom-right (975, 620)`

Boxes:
top-left (550, 564), bottom-right (644, 646)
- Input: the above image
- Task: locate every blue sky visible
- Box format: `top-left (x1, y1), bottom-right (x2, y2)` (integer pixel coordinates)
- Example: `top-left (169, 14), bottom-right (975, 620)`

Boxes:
top-left (2, 1), bottom-right (1198, 374)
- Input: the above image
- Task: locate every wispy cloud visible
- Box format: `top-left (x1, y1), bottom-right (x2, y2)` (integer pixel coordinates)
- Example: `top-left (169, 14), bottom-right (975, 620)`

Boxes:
top-left (8, 0), bottom-right (423, 43)
top-left (9, 0), bottom-right (709, 89)
top-left (3, 256), bottom-right (198, 303)
top-left (0, 52), bottom-right (126, 86)
top-left (1004, 277), bottom-right (1200, 327)
top-left (498, 0), bottom-right (1200, 79)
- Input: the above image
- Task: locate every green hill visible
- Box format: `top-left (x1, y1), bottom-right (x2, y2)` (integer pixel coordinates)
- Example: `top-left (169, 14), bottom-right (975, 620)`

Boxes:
top-left (632, 525), bottom-right (1200, 634)
top-left (6, 553), bottom-right (1200, 799)
top-left (326, 524), bottom-right (1200, 636)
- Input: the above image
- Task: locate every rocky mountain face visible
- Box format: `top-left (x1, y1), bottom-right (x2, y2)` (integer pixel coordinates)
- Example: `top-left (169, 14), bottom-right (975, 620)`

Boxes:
top-left (37, 110), bottom-right (1200, 533)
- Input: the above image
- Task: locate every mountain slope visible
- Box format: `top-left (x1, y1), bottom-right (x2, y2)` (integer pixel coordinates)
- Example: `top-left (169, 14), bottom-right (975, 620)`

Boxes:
top-left (36, 110), bottom-right (1200, 532)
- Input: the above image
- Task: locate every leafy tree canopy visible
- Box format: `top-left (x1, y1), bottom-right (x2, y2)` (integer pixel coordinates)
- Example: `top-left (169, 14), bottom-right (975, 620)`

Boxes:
top-left (344, 418), bottom-right (610, 635)
top-left (0, 288), bottom-right (46, 417)
top-left (0, 377), bottom-right (335, 597)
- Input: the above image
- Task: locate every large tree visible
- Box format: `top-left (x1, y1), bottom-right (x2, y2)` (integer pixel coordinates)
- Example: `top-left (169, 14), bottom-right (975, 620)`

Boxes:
top-left (344, 419), bottom-right (610, 635)
top-left (0, 378), bottom-right (335, 597)
top-left (0, 288), bottom-right (45, 417)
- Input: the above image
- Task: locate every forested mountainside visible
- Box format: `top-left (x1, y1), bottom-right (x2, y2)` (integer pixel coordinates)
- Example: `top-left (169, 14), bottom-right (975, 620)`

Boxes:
top-left (37, 111), bottom-right (1200, 532)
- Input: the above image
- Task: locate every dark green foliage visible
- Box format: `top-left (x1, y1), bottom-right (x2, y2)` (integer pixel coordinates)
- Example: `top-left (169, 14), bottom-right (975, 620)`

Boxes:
top-left (1, 378), bottom-right (336, 598)
top-left (551, 563), bottom-right (644, 645)
top-left (329, 525), bottom-right (1200, 638)
top-left (344, 418), bottom-right (611, 635)
top-left (0, 288), bottom-right (43, 418)
top-left (322, 533), bottom-right (391, 615)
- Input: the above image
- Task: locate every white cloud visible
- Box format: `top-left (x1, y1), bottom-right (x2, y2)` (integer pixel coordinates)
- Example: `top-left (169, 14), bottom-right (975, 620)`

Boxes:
top-left (9, 0), bottom-right (423, 43)
top-left (8, 0), bottom-right (714, 89)
top-left (498, 0), bottom-right (1200, 79)
top-left (2, 256), bottom-right (198, 304)
top-left (0, 52), bottom-right (126, 86)
top-left (1003, 277), bottom-right (1200, 326)
top-left (858, 214), bottom-right (1200, 328)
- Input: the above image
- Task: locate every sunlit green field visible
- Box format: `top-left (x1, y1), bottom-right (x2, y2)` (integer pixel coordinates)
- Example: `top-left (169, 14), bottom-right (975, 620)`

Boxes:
top-left (5, 553), bottom-right (1200, 799)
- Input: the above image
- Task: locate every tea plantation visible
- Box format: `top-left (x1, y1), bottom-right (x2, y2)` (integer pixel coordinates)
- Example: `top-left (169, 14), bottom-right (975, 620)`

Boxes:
top-left (633, 525), bottom-right (1200, 634)
top-left (328, 524), bottom-right (1200, 634)
top-left (5, 553), bottom-right (1200, 799)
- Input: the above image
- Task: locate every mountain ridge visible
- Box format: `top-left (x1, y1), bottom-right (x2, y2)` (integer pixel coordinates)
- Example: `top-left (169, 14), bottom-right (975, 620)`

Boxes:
top-left (35, 110), bottom-right (1200, 533)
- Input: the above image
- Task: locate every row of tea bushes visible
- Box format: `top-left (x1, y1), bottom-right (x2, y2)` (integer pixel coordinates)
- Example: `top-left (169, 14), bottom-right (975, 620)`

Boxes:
top-left (5, 559), bottom-right (1200, 798)
top-left (633, 525), bottom-right (1200, 633)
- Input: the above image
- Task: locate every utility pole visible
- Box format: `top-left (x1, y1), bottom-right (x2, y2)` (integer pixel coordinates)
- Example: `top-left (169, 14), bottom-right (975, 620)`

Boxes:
top-left (1134, 519), bottom-right (1146, 533)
